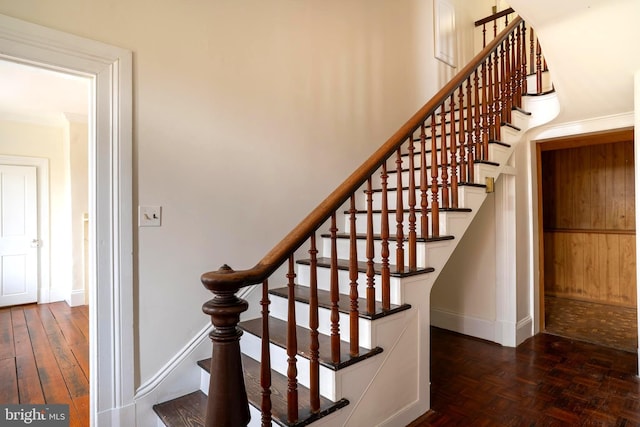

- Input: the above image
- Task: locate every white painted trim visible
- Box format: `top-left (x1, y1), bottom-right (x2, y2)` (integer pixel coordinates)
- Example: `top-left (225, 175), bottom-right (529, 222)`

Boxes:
top-left (68, 289), bottom-right (86, 307)
top-left (430, 307), bottom-right (496, 343)
top-left (532, 111), bottom-right (634, 141)
top-left (0, 155), bottom-right (50, 304)
top-left (0, 14), bottom-right (134, 426)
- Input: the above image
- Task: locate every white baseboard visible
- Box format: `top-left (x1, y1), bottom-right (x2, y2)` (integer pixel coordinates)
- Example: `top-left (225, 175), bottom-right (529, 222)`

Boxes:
top-left (68, 289), bottom-right (86, 307)
top-left (134, 322), bottom-right (213, 427)
top-left (430, 307), bottom-right (496, 343)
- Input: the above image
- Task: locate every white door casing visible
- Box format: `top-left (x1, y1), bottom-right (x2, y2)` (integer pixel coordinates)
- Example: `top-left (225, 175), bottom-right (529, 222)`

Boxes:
top-left (0, 164), bottom-right (37, 306)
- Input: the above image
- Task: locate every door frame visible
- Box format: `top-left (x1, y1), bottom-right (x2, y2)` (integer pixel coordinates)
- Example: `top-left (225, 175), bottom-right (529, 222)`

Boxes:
top-left (0, 156), bottom-right (50, 303)
top-left (0, 14), bottom-right (135, 425)
top-left (535, 127), bottom-right (635, 331)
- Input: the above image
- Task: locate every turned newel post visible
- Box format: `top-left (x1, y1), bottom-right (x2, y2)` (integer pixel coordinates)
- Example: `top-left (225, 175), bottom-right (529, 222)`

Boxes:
top-left (202, 264), bottom-right (250, 427)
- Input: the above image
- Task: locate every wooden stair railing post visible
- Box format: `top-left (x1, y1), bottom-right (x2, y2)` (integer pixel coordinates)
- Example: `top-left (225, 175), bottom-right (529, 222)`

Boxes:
top-left (430, 115), bottom-right (440, 237)
top-left (536, 38), bottom-right (543, 94)
top-left (202, 264), bottom-right (251, 427)
top-left (329, 214), bottom-right (341, 364)
top-left (457, 87), bottom-right (467, 184)
top-left (439, 108), bottom-right (449, 208)
top-left (348, 195), bottom-right (360, 357)
top-left (286, 256), bottom-right (299, 423)
top-left (408, 136), bottom-right (417, 270)
top-left (449, 93), bottom-right (459, 208)
top-left (466, 77), bottom-right (474, 183)
top-left (365, 177), bottom-right (376, 314)
top-left (381, 162), bottom-right (391, 309)
top-left (260, 280), bottom-right (272, 426)
top-left (419, 123), bottom-right (429, 238)
top-left (395, 148), bottom-right (405, 276)
top-left (308, 234), bottom-right (320, 413)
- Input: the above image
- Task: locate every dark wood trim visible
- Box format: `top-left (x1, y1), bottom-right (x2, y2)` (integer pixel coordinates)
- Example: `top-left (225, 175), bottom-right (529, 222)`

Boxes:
top-left (474, 7), bottom-right (515, 27)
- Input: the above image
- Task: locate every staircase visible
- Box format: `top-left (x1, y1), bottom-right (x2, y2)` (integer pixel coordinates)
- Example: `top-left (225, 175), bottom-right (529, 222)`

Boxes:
top-left (153, 13), bottom-right (556, 427)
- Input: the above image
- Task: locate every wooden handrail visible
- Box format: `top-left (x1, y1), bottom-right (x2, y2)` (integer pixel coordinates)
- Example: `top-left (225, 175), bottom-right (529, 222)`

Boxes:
top-left (474, 7), bottom-right (515, 27)
top-left (200, 17), bottom-right (523, 293)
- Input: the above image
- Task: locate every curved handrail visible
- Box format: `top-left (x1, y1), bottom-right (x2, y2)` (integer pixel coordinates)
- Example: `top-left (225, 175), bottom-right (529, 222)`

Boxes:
top-left (201, 16), bottom-right (523, 293)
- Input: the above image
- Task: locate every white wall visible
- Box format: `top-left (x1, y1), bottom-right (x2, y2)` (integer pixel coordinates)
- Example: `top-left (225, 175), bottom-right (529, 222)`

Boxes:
top-left (66, 116), bottom-right (88, 306)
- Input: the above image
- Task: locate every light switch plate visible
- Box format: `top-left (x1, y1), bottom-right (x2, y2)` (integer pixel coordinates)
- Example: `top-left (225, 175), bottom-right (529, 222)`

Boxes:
top-left (139, 206), bottom-right (162, 227)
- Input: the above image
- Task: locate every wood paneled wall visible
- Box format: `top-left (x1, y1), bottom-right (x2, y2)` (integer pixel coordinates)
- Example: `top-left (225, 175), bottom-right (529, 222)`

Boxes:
top-left (541, 137), bottom-right (636, 307)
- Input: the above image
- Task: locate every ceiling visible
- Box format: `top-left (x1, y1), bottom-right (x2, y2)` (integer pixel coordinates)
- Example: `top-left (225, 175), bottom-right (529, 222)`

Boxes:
top-left (0, 59), bottom-right (89, 125)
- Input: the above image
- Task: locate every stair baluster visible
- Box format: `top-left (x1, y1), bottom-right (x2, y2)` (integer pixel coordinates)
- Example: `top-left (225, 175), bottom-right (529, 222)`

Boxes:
top-left (493, 50), bottom-right (502, 142)
top-left (381, 161), bottom-right (391, 309)
top-left (466, 77), bottom-right (474, 183)
top-left (260, 280), bottom-right (272, 426)
top-left (419, 124), bottom-right (429, 238)
top-left (430, 115), bottom-right (439, 237)
top-left (308, 234), bottom-right (320, 413)
top-left (449, 94), bottom-right (459, 209)
top-left (365, 177), bottom-right (375, 314)
top-left (439, 108), bottom-right (449, 208)
top-left (473, 69), bottom-right (481, 167)
top-left (395, 148), bottom-right (405, 276)
top-left (348, 195), bottom-right (359, 357)
top-left (481, 58), bottom-right (489, 159)
top-left (457, 87), bottom-right (467, 184)
top-left (329, 214), bottom-right (340, 364)
top-left (408, 135), bottom-right (417, 270)
top-left (286, 256), bottom-right (299, 423)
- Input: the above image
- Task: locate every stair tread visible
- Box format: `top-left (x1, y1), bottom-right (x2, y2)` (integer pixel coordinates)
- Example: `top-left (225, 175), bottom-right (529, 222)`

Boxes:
top-left (153, 390), bottom-right (206, 427)
top-left (239, 316), bottom-right (384, 370)
top-left (297, 256), bottom-right (436, 278)
top-left (197, 355), bottom-right (349, 427)
top-left (320, 232), bottom-right (456, 243)
top-left (270, 284), bottom-right (412, 320)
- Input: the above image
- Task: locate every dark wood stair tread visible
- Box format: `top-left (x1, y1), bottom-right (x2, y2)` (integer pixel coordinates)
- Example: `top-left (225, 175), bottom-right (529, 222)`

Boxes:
top-left (197, 355), bottom-right (349, 427)
top-left (296, 257), bottom-right (436, 278)
top-left (321, 232), bottom-right (456, 244)
top-left (239, 316), bottom-right (383, 370)
top-left (153, 390), bottom-right (207, 427)
top-left (269, 284), bottom-right (411, 321)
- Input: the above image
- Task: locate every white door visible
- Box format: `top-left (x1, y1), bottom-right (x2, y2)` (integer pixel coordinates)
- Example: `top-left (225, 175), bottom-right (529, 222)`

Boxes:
top-left (0, 164), bottom-right (38, 307)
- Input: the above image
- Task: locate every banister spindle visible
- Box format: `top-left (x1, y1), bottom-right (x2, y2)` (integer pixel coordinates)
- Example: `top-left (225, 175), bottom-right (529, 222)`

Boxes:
top-left (458, 85), bottom-right (467, 184)
top-left (308, 234), bottom-right (320, 413)
top-left (439, 107), bottom-right (449, 208)
top-left (504, 37), bottom-right (513, 124)
top-left (260, 280), bottom-right (272, 427)
top-left (449, 94), bottom-right (458, 209)
top-left (380, 161), bottom-right (391, 310)
top-left (202, 265), bottom-right (250, 427)
top-left (514, 24), bottom-right (523, 107)
top-left (487, 51), bottom-right (495, 142)
top-left (466, 77), bottom-right (475, 183)
top-left (530, 28), bottom-right (535, 76)
top-left (407, 135), bottom-right (417, 271)
top-left (329, 213), bottom-right (340, 365)
top-left (481, 58), bottom-right (489, 160)
top-left (482, 23), bottom-right (487, 47)
top-left (473, 69), bottom-right (481, 175)
top-left (395, 148), bottom-right (405, 276)
top-left (419, 123), bottom-right (429, 238)
top-left (286, 256), bottom-right (299, 423)
top-left (508, 30), bottom-right (516, 122)
top-left (493, 49), bottom-right (502, 142)
top-left (430, 115), bottom-right (440, 237)
top-left (536, 38), bottom-right (543, 94)
top-left (365, 177), bottom-right (375, 315)
top-left (521, 22), bottom-right (528, 97)
top-left (348, 195), bottom-right (359, 357)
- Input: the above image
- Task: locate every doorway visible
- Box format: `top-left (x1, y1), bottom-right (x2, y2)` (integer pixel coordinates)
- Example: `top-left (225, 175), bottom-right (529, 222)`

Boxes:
top-left (0, 13), bottom-right (134, 425)
top-left (0, 59), bottom-right (90, 309)
top-left (537, 128), bottom-right (638, 352)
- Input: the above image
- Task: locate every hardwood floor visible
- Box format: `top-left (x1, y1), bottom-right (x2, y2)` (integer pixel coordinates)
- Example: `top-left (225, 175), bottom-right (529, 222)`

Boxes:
top-left (0, 302), bottom-right (89, 427)
top-left (410, 327), bottom-right (640, 426)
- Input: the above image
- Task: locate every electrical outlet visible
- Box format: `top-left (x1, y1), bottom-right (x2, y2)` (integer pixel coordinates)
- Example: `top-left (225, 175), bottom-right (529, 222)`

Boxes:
top-left (139, 206), bottom-right (162, 227)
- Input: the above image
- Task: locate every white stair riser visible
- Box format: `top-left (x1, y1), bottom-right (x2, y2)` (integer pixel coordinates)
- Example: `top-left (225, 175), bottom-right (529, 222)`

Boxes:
top-left (241, 332), bottom-right (340, 401)
top-left (269, 293), bottom-right (375, 349)
top-left (296, 263), bottom-right (403, 305)
top-left (320, 236), bottom-right (428, 268)
top-left (343, 211), bottom-right (449, 236)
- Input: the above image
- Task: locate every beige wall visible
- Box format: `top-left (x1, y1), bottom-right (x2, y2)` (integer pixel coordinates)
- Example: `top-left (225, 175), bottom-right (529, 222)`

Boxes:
top-left (0, 0), bottom-right (494, 385)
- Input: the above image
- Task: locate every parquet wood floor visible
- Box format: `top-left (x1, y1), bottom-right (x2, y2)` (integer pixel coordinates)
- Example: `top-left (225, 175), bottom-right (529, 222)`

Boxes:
top-left (0, 302), bottom-right (89, 427)
top-left (410, 327), bottom-right (640, 426)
